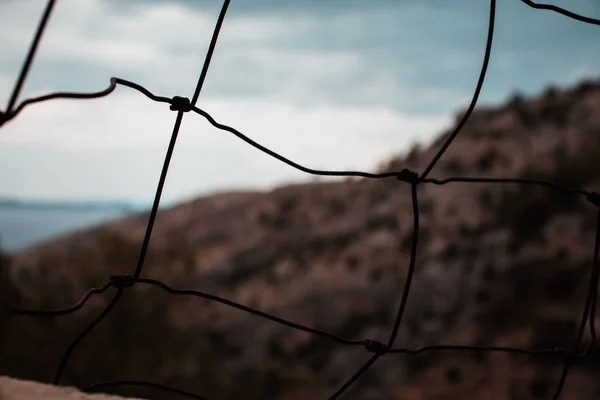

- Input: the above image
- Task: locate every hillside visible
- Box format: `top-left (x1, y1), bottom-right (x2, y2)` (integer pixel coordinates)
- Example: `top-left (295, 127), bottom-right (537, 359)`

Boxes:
top-left (2, 78), bottom-right (600, 399)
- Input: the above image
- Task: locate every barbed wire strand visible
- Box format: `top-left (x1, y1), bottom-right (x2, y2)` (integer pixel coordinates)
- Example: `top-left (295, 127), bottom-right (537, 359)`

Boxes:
top-left (549, 209), bottom-right (600, 400)
top-left (3, 0), bottom-right (55, 114)
top-left (54, 290), bottom-right (124, 385)
top-left (2, 0), bottom-right (600, 399)
top-left (520, 0), bottom-right (600, 25)
top-left (9, 276), bottom-right (580, 357)
top-left (420, 0), bottom-right (496, 181)
top-left (131, 0), bottom-right (231, 282)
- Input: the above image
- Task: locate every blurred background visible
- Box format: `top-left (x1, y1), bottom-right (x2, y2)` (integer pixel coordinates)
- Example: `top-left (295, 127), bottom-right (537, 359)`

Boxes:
top-left (2, 1), bottom-right (600, 400)
top-left (0, 0), bottom-right (599, 252)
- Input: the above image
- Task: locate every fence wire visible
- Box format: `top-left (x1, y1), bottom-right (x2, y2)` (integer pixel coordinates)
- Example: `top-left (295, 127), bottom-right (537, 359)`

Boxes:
top-left (1, 0), bottom-right (600, 399)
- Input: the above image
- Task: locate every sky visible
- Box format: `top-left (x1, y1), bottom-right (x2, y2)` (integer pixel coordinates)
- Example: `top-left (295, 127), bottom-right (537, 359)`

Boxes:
top-left (0, 0), bottom-right (598, 207)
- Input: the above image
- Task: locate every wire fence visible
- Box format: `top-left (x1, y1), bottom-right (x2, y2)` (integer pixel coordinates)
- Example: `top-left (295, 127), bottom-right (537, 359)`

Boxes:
top-left (1, 0), bottom-right (600, 399)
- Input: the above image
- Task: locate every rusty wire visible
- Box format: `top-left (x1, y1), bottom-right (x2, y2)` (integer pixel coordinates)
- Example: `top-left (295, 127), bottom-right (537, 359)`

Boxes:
top-left (2, 0), bottom-right (600, 399)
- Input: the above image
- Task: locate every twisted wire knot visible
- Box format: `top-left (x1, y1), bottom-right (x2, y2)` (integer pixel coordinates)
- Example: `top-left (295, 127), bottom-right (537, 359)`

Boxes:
top-left (364, 339), bottom-right (388, 355)
top-left (170, 96), bottom-right (192, 112)
top-left (109, 273), bottom-right (136, 289)
top-left (396, 168), bottom-right (420, 185)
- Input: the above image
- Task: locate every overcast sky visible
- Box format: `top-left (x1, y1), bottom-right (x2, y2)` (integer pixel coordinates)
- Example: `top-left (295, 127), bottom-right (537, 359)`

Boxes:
top-left (0, 0), bottom-right (598, 207)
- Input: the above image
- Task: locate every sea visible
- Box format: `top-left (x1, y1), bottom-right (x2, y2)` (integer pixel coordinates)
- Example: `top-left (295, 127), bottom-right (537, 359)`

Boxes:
top-left (0, 202), bottom-right (138, 254)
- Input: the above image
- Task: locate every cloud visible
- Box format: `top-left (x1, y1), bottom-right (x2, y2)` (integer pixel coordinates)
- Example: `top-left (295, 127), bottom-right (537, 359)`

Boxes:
top-left (0, 0), bottom-right (471, 110)
top-left (1, 91), bottom-right (178, 149)
top-left (0, 0), bottom-right (456, 204)
top-left (0, 89), bottom-right (451, 203)
top-left (567, 63), bottom-right (595, 84)
top-left (1, 0), bottom-right (599, 206)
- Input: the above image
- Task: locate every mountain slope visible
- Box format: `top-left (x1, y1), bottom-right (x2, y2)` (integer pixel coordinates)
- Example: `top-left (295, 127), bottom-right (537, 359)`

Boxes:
top-left (2, 78), bottom-right (600, 400)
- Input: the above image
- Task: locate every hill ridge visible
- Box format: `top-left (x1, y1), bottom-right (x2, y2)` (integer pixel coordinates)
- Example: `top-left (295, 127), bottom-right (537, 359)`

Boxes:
top-left (2, 77), bottom-right (600, 399)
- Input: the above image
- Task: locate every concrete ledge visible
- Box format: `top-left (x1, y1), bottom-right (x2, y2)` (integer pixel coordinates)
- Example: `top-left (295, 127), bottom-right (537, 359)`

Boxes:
top-left (0, 376), bottom-right (144, 400)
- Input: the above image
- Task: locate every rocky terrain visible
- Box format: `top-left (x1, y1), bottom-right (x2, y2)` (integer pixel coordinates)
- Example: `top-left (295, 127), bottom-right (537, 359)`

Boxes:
top-left (1, 78), bottom-right (600, 399)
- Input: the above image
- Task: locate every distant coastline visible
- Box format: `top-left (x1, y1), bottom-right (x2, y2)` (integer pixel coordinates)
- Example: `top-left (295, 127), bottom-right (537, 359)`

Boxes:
top-left (0, 198), bottom-right (142, 212)
top-left (0, 199), bottom-right (144, 252)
